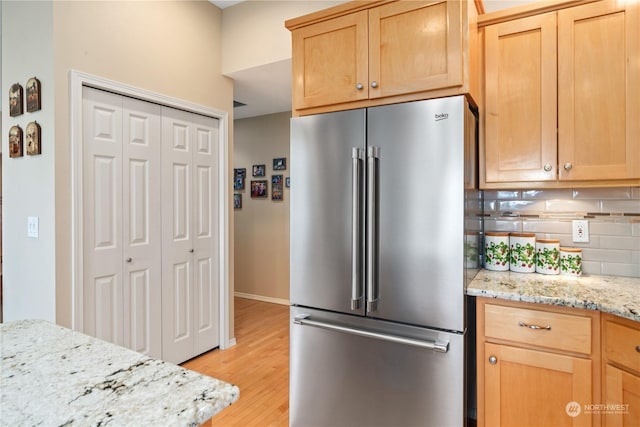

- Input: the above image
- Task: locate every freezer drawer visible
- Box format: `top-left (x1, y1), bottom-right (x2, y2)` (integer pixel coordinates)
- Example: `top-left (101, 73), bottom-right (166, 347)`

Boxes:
top-left (290, 307), bottom-right (466, 427)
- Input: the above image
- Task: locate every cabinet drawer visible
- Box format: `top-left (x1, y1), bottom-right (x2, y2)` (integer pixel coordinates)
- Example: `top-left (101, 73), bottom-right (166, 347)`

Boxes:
top-left (605, 319), bottom-right (640, 373)
top-left (484, 303), bottom-right (592, 354)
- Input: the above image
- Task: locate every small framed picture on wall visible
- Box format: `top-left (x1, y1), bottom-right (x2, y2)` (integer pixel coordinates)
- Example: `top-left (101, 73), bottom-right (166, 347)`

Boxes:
top-left (234, 193), bottom-right (242, 209)
top-left (26, 121), bottom-right (42, 156)
top-left (234, 175), bottom-right (245, 191)
top-left (272, 175), bottom-right (283, 201)
top-left (252, 164), bottom-right (266, 177)
top-left (9, 83), bottom-right (23, 117)
top-left (9, 125), bottom-right (23, 158)
top-left (26, 77), bottom-right (42, 113)
top-left (273, 157), bottom-right (287, 171)
top-left (251, 180), bottom-right (268, 198)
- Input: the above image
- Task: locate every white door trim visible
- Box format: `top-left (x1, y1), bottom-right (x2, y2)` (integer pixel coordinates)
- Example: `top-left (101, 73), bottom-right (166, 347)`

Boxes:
top-left (70, 70), bottom-right (234, 350)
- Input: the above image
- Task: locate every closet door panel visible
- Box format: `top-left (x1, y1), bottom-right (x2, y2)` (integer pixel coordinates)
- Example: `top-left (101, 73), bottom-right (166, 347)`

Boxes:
top-left (83, 87), bottom-right (124, 346)
top-left (122, 98), bottom-right (162, 358)
top-left (192, 116), bottom-right (220, 355)
top-left (162, 107), bottom-right (196, 364)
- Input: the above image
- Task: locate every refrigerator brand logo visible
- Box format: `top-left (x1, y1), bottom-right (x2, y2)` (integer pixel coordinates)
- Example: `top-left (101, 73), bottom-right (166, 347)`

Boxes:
top-left (434, 113), bottom-right (449, 122)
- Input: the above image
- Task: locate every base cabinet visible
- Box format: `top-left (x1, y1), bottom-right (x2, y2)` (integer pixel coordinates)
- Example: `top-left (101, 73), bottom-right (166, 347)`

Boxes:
top-left (603, 314), bottom-right (640, 426)
top-left (477, 298), bottom-right (600, 427)
top-left (604, 366), bottom-right (640, 427)
top-left (484, 342), bottom-right (592, 427)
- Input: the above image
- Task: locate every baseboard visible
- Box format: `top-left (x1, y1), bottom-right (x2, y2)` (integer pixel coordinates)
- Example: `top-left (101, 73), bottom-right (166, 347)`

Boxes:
top-left (234, 292), bottom-right (290, 306)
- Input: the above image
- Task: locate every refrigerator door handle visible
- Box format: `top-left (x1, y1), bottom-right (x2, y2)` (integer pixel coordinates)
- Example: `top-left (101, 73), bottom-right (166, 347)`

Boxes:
top-left (293, 314), bottom-right (449, 353)
top-left (366, 146), bottom-right (380, 312)
top-left (351, 148), bottom-right (364, 310)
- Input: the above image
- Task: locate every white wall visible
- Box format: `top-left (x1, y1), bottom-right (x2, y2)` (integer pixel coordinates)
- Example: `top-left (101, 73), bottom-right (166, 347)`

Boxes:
top-left (2, 1), bottom-right (56, 321)
top-left (221, 0), bottom-right (347, 74)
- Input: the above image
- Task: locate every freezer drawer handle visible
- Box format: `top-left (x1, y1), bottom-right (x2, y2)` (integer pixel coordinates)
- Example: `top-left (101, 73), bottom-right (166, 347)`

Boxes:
top-left (293, 315), bottom-right (449, 353)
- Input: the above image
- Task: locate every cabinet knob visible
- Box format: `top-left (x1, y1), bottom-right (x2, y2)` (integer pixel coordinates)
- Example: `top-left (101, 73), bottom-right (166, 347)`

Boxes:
top-left (563, 163), bottom-right (573, 171)
top-left (636, 345), bottom-right (640, 353)
top-left (370, 81), bottom-right (378, 88)
top-left (189, 249), bottom-right (194, 253)
top-left (356, 83), bottom-right (364, 91)
top-left (543, 163), bottom-right (552, 172)
top-left (126, 257), bottom-right (132, 263)
top-left (488, 355), bottom-right (497, 365)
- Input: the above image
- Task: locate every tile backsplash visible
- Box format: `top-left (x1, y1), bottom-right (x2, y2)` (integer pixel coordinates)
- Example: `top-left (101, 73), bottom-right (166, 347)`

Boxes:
top-left (483, 187), bottom-right (640, 278)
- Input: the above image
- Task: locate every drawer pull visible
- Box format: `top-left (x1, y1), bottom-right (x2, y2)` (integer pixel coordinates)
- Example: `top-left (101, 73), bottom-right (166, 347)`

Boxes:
top-left (519, 321), bottom-right (551, 331)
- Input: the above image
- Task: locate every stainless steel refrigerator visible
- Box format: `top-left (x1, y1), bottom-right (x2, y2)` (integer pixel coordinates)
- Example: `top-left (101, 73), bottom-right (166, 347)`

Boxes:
top-left (289, 95), bottom-right (482, 427)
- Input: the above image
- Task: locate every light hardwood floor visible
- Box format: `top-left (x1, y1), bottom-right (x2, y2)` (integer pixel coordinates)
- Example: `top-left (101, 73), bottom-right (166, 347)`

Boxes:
top-left (182, 297), bottom-right (289, 426)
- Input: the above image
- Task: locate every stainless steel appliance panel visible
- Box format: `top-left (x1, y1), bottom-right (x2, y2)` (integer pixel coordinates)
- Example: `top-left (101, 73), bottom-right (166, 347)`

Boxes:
top-left (290, 109), bottom-right (366, 315)
top-left (366, 96), bottom-right (467, 332)
top-left (290, 306), bottom-right (465, 427)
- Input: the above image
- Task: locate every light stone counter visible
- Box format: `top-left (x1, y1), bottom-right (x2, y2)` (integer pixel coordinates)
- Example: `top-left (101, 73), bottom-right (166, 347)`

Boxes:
top-left (0, 319), bottom-right (239, 426)
top-left (467, 269), bottom-right (640, 323)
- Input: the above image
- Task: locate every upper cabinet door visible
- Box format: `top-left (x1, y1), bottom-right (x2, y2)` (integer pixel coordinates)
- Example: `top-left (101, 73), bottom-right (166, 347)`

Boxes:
top-left (558, 0), bottom-right (640, 181)
top-left (368, 0), bottom-right (463, 99)
top-left (291, 11), bottom-right (369, 110)
top-left (484, 12), bottom-right (557, 184)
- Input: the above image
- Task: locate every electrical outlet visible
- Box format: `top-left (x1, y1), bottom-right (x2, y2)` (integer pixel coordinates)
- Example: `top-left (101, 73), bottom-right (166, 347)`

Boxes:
top-left (572, 220), bottom-right (589, 243)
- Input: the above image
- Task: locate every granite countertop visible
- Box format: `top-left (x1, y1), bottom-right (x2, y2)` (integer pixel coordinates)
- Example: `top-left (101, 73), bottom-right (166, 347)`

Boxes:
top-left (0, 319), bottom-right (239, 426)
top-left (467, 269), bottom-right (640, 323)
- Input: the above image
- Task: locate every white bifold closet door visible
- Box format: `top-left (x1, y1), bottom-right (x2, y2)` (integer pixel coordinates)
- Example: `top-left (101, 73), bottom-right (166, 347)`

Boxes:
top-left (82, 88), bottom-right (220, 364)
top-left (161, 107), bottom-right (220, 364)
top-left (82, 87), bottom-right (162, 358)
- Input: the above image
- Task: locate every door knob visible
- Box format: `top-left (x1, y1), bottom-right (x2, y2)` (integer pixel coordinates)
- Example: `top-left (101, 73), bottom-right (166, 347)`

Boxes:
top-left (488, 356), bottom-right (497, 365)
top-left (543, 163), bottom-right (552, 172)
top-left (356, 83), bottom-right (363, 91)
top-left (563, 163), bottom-right (573, 171)
top-left (370, 81), bottom-right (378, 88)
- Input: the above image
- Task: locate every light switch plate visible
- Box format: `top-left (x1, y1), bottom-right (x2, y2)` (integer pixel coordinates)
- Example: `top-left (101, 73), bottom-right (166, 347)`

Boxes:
top-left (27, 216), bottom-right (39, 238)
top-left (572, 220), bottom-right (589, 243)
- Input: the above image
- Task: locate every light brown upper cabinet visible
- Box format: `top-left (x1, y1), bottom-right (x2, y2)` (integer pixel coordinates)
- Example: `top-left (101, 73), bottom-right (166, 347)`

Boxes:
top-left (286, 0), bottom-right (479, 116)
top-left (480, 0), bottom-right (640, 188)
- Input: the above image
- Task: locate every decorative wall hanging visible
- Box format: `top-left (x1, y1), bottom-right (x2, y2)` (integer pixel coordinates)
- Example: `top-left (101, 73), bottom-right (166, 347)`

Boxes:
top-left (234, 193), bottom-right (242, 209)
top-left (273, 157), bottom-right (287, 171)
top-left (9, 125), bottom-right (23, 158)
top-left (26, 121), bottom-right (42, 155)
top-left (250, 180), bottom-right (268, 198)
top-left (272, 175), bottom-right (283, 201)
top-left (9, 83), bottom-right (23, 117)
top-left (234, 167), bottom-right (246, 190)
top-left (252, 164), bottom-right (265, 177)
top-left (26, 77), bottom-right (41, 113)
top-left (234, 175), bottom-right (245, 191)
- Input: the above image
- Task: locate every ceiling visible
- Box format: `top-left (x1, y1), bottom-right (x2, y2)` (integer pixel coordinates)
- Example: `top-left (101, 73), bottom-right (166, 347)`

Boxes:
top-left (211, 0), bottom-right (538, 120)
